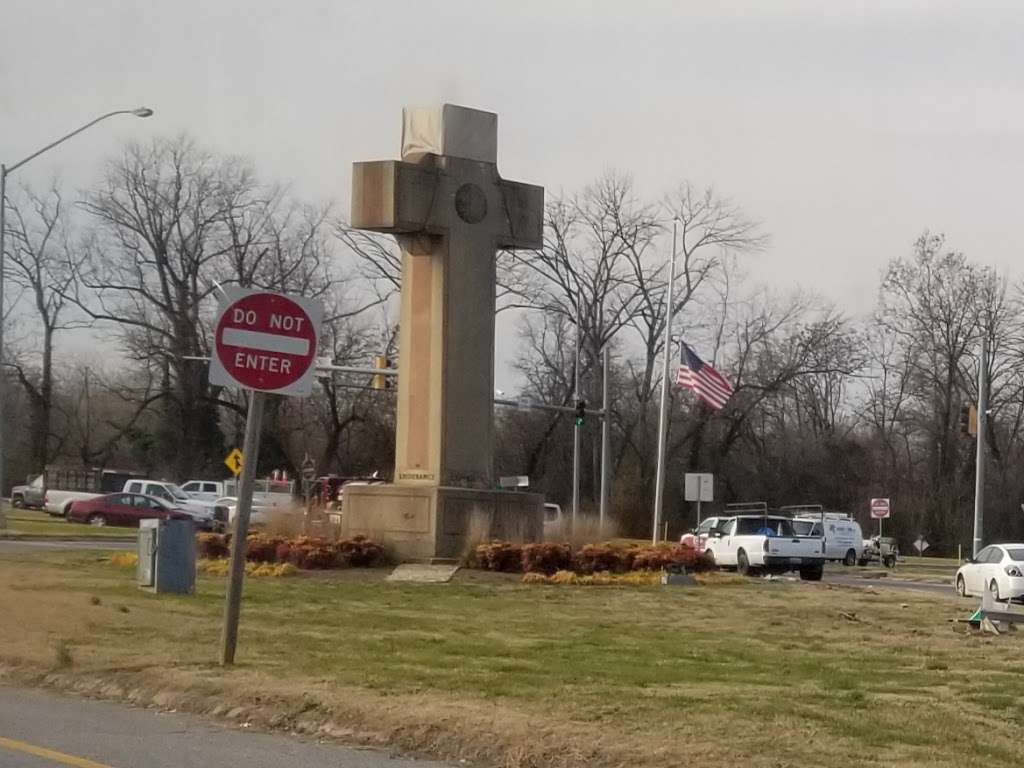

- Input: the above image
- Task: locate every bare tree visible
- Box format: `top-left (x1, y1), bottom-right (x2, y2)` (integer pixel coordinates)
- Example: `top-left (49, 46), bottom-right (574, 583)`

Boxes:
top-left (3, 182), bottom-right (86, 468)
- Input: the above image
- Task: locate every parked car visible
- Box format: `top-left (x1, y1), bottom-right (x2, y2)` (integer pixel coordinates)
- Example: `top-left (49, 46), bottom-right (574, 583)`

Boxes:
top-left (703, 514), bottom-right (827, 580)
top-left (955, 544), bottom-right (1024, 601)
top-left (11, 475), bottom-right (45, 508)
top-left (122, 480), bottom-right (218, 528)
top-left (212, 496), bottom-right (270, 529)
top-left (68, 493), bottom-right (194, 528)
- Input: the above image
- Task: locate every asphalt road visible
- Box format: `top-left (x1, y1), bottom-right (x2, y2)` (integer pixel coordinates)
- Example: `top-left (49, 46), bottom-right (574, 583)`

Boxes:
top-left (822, 571), bottom-right (953, 595)
top-left (0, 686), bottom-right (451, 768)
top-left (0, 539), bottom-right (133, 553)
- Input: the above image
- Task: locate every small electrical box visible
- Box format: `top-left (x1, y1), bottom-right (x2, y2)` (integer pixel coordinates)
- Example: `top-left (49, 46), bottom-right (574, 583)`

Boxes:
top-left (137, 518), bottom-right (196, 594)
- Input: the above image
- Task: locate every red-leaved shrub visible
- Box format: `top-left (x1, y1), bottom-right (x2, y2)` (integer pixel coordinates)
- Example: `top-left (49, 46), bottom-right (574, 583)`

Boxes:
top-left (631, 543), bottom-right (705, 571)
top-left (197, 533), bottom-right (229, 559)
top-left (337, 535), bottom-right (385, 567)
top-left (246, 534), bottom-right (281, 563)
top-left (521, 543), bottom-right (572, 575)
top-left (573, 543), bottom-right (628, 574)
top-left (475, 541), bottom-right (524, 572)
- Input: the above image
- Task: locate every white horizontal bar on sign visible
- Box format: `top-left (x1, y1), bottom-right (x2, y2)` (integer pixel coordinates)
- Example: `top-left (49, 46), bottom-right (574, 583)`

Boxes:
top-left (221, 328), bottom-right (310, 356)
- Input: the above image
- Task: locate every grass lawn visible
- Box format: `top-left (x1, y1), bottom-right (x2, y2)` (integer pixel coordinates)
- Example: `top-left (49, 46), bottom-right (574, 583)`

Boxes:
top-left (0, 508), bottom-right (136, 538)
top-left (0, 550), bottom-right (1019, 768)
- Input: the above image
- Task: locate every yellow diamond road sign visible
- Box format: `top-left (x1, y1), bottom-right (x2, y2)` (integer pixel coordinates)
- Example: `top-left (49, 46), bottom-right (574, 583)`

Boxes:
top-left (224, 448), bottom-right (244, 477)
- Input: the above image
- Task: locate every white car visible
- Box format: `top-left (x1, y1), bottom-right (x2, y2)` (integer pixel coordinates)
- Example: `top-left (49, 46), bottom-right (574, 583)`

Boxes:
top-left (955, 544), bottom-right (1024, 601)
top-left (213, 497), bottom-right (271, 528)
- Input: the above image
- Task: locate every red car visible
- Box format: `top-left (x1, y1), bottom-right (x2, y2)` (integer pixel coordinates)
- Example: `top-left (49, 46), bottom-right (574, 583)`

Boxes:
top-left (68, 493), bottom-right (192, 528)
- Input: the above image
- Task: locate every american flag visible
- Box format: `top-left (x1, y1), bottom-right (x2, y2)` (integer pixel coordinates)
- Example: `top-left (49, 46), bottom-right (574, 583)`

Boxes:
top-left (676, 342), bottom-right (734, 410)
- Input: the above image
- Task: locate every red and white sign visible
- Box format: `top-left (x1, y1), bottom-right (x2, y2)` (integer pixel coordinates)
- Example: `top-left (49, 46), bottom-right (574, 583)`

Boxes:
top-left (870, 498), bottom-right (891, 519)
top-left (209, 288), bottom-right (322, 396)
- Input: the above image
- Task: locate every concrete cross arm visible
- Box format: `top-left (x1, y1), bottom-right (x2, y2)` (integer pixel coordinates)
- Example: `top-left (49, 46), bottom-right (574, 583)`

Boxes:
top-left (351, 160), bottom-right (544, 249)
top-left (493, 178), bottom-right (544, 250)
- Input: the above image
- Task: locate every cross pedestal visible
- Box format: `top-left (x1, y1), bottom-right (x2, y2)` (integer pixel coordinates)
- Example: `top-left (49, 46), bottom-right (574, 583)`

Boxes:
top-left (341, 104), bottom-right (546, 560)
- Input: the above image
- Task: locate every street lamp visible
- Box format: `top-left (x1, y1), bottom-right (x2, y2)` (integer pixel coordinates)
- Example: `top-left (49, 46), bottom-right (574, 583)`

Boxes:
top-left (0, 107), bottom-right (154, 527)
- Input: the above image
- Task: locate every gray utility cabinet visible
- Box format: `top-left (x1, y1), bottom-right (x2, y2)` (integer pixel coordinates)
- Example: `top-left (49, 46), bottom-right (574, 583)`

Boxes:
top-left (137, 518), bottom-right (196, 594)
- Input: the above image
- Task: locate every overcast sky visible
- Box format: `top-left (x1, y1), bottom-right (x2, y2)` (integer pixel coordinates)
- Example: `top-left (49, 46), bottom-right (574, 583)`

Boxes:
top-left (3, 0), bottom-right (1023, 388)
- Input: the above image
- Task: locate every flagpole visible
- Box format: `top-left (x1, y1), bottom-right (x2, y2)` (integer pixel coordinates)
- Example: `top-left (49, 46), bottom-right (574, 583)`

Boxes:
top-left (652, 217), bottom-right (679, 544)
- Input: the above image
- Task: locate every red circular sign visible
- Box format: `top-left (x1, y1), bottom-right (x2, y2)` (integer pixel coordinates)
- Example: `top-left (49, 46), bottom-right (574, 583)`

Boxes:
top-left (215, 292), bottom-right (317, 392)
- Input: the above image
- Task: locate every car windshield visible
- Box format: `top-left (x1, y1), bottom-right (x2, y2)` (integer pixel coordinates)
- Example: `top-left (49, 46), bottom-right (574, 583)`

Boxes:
top-left (1005, 548), bottom-right (1024, 562)
top-left (167, 483), bottom-right (190, 500)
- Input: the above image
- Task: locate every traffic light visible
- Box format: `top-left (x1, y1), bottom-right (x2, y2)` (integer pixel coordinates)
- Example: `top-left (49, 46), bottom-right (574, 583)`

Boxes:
top-left (574, 400), bottom-right (586, 427)
top-left (958, 405), bottom-right (970, 435)
top-left (959, 404), bottom-right (978, 436)
top-left (372, 355), bottom-right (390, 390)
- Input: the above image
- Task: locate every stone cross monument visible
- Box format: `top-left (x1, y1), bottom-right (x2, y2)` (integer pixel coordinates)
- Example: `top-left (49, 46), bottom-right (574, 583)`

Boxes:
top-left (341, 104), bottom-right (545, 560)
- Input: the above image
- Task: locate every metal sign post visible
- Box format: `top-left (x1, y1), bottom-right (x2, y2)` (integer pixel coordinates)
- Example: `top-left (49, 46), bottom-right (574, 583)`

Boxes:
top-left (212, 288), bottom-right (321, 666)
top-left (220, 391), bottom-right (265, 665)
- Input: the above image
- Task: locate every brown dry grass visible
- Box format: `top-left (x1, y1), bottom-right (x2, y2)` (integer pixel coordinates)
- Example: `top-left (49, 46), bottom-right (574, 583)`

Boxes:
top-left (0, 550), bottom-right (1021, 768)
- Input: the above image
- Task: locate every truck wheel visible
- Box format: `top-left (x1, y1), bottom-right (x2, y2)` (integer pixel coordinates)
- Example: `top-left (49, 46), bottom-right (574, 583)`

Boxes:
top-left (799, 565), bottom-right (824, 582)
top-left (87, 514), bottom-right (107, 527)
top-left (843, 549), bottom-right (857, 567)
top-left (736, 549), bottom-right (750, 577)
top-left (11, 495), bottom-right (23, 508)
top-left (883, 554), bottom-right (896, 568)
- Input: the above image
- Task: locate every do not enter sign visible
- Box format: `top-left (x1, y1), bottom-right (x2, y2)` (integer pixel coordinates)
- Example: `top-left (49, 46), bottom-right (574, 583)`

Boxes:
top-left (870, 498), bottom-right (891, 519)
top-left (209, 288), bottom-right (323, 396)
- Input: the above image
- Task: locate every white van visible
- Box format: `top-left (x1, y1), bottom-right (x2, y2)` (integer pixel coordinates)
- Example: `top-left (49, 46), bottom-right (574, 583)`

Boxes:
top-left (789, 512), bottom-right (863, 566)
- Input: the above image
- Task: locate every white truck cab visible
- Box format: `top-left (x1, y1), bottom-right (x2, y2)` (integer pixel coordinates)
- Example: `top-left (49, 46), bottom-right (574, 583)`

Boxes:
top-left (704, 510), bottom-right (826, 580)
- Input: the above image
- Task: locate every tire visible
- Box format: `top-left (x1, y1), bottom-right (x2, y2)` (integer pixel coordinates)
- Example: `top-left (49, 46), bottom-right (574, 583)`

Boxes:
top-left (883, 555), bottom-right (896, 569)
top-left (11, 495), bottom-right (24, 509)
top-left (799, 565), bottom-right (824, 582)
top-left (955, 575), bottom-right (967, 598)
top-left (736, 549), bottom-right (750, 577)
top-left (989, 579), bottom-right (1001, 601)
top-left (843, 549), bottom-right (857, 567)
top-left (87, 514), bottom-right (107, 527)
top-left (62, 502), bottom-right (75, 519)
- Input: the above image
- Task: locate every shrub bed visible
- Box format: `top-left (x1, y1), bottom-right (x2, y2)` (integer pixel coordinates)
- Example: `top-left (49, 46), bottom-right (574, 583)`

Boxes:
top-left (196, 533), bottom-right (385, 570)
top-left (474, 540), bottom-right (712, 576)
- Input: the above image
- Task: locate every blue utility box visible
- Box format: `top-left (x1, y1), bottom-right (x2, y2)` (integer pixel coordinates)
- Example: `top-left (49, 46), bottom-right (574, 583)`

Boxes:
top-left (138, 518), bottom-right (196, 594)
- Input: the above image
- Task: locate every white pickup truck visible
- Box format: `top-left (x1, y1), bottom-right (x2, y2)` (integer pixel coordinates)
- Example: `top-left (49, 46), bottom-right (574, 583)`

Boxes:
top-left (704, 514), bottom-right (826, 580)
top-left (42, 467), bottom-right (145, 517)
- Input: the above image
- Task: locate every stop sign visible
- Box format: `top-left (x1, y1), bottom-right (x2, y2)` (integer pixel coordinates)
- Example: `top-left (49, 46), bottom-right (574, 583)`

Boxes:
top-left (209, 288), bottom-right (322, 396)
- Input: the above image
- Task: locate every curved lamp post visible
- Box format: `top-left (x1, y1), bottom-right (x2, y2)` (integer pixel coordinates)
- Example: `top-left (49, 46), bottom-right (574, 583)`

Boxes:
top-left (0, 107), bottom-right (154, 526)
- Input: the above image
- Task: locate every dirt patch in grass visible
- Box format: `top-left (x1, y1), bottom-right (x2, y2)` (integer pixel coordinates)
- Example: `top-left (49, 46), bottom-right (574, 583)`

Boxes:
top-left (0, 550), bottom-right (1021, 768)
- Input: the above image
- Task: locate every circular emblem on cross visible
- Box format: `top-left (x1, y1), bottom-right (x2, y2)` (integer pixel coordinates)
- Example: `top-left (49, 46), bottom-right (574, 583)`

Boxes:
top-left (454, 183), bottom-right (487, 224)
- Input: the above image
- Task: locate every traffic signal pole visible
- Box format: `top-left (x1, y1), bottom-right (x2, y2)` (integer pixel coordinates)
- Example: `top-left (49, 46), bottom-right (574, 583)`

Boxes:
top-left (972, 335), bottom-right (988, 559)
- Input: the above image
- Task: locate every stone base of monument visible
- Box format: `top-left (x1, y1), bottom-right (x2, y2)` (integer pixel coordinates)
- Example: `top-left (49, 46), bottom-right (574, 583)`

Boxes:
top-left (340, 484), bottom-right (544, 562)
